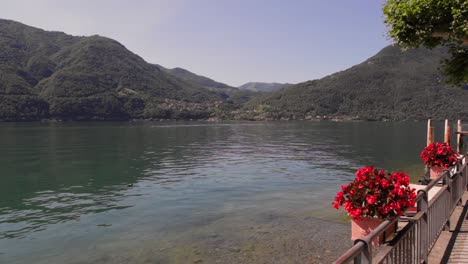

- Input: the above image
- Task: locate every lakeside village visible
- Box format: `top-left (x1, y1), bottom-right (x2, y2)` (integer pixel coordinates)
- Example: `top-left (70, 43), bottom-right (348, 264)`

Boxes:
top-left (332, 119), bottom-right (468, 263)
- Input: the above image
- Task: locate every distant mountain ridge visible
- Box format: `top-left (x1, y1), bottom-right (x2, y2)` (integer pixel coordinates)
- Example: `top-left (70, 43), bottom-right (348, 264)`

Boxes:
top-left (238, 82), bottom-right (293, 92)
top-left (242, 45), bottom-right (468, 121)
top-left (154, 64), bottom-right (233, 90)
top-left (153, 64), bottom-right (263, 109)
top-left (1, 19), bottom-right (466, 122)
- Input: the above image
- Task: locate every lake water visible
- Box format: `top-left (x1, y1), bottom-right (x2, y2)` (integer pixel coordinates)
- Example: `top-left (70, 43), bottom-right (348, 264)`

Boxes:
top-left (0, 121), bottom-right (439, 263)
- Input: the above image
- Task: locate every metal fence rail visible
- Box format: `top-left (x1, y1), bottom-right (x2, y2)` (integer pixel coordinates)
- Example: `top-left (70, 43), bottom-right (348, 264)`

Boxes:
top-left (334, 155), bottom-right (467, 264)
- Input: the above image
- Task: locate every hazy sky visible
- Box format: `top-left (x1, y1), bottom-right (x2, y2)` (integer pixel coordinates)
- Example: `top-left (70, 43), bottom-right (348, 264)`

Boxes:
top-left (1, 0), bottom-right (392, 86)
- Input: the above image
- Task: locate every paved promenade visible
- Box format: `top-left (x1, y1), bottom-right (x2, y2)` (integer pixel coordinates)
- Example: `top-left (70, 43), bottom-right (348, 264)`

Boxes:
top-left (429, 193), bottom-right (468, 263)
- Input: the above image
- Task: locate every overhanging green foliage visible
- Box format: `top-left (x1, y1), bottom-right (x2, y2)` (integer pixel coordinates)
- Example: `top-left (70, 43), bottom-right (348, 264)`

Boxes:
top-left (383, 0), bottom-right (468, 84)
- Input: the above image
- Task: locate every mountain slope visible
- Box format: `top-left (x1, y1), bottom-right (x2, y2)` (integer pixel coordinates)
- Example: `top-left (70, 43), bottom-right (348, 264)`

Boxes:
top-left (244, 45), bottom-right (468, 121)
top-left (0, 19), bottom-right (225, 120)
top-left (154, 64), bottom-right (232, 90)
top-left (238, 82), bottom-right (293, 92)
top-left (153, 64), bottom-right (264, 111)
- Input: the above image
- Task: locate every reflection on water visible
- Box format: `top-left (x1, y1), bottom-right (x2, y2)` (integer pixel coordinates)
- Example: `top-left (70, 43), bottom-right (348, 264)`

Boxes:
top-left (0, 121), bottom-right (431, 263)
top-left (0, 186), bottom-right (133, 239)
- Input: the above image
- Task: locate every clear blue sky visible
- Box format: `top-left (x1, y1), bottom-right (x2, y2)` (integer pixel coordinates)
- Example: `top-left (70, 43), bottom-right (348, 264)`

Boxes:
top-left (1, 0), bottom-right (391, 86)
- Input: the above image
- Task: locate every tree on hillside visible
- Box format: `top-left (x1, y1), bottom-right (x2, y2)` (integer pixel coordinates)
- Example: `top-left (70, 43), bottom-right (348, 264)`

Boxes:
top-left (383, 0), bottom-right (467, 84)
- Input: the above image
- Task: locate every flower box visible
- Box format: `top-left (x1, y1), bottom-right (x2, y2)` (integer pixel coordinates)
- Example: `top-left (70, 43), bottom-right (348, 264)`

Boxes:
top-left (351, 217), bottom-right (397, 245)
top-left (421, 142), bottom-right (458, 174)
top-left (429, 166), bottom-right (444, 179)
top-left (333, 166), bottom-right (416, 243)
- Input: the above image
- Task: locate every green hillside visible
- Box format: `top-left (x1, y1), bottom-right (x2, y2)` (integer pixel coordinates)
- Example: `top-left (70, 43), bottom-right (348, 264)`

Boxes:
top-left (154, 64), bottom-right (232, 90)
top-left (153, 64), bottom-right (263, 113)
top-left (1, 19), bottom-right (466, 122)
top-left (243, 45), bottom-right (468, 121)
top-left (0, 19), bottom-right (227, 120)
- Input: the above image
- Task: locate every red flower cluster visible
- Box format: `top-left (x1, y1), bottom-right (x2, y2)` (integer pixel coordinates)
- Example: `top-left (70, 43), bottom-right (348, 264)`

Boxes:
top-left (420, 142), bottom-right (458, 168)
top-left (332, 166), bottom-right (416, 220)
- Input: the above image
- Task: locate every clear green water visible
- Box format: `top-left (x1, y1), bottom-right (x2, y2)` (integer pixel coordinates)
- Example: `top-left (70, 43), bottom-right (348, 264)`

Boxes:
top-left (0, 121), bottom-right (437, 263)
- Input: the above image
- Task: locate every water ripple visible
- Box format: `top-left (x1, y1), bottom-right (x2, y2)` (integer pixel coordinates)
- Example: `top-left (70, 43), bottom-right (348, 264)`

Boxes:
top-left (0, 121), bottom-right (425, 262)
top-left (0, 186), bottom-right (132, 239)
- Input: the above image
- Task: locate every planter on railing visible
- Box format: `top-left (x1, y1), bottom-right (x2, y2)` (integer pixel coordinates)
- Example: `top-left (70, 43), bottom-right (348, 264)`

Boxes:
top-left (351, 217), bottom-right (397, 245)
top-left (421, 142), bottom-right (458, 179)
top-left (430, 166), bottom-right (444, 179)
top-left (334, 155), bottom-right (467, 264)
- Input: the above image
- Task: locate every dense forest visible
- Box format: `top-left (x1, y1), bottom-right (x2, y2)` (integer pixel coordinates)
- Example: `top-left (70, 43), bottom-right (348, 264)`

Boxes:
top-left (1, 19), bottom-right (466, 121)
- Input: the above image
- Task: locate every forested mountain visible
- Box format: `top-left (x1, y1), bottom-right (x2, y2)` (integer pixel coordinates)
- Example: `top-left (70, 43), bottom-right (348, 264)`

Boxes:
top-left (238, 82), bottom-right (293, 92)
top-left (0, 19), bottom-right (242, 120)
top-left (1, 19), bottom-right (466, 122)
top-left (153, 64), bottom-right (262, 108)
top-left (243, 45), bottom-right (468, 121)
top-left (154, 64), bottom-right (232, 90)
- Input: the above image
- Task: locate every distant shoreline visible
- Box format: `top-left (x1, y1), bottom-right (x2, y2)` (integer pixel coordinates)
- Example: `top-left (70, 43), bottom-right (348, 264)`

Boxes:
top-left (0, 116), bottom-right (444, 123)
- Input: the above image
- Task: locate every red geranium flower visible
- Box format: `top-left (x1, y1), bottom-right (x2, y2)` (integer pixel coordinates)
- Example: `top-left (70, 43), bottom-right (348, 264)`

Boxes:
top-left (332, 166), bottom-right (416, 220)
top-left (420, 142), bottom-right (459, 169)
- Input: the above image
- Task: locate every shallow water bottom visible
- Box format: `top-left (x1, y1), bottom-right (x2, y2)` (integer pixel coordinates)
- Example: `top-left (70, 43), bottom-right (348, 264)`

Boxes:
top-left (54, 213), bottom-right (350, 264)
top-left (0, 121), bottom-right (431, 263)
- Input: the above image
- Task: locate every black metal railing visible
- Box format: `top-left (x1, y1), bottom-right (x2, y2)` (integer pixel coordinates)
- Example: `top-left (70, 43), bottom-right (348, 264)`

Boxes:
top-left (334, 155), bottom-right (467, 263)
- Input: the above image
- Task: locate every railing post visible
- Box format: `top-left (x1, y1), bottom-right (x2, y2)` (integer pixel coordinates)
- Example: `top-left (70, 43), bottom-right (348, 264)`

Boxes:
top-left (353, 239), bottom-right (371, 264)
top-left (418, 189), bottom-right (429, 263)
top-left (446, 171), bottom-right (454, 230)
top-left (463, 157), bottom-right (466, 191)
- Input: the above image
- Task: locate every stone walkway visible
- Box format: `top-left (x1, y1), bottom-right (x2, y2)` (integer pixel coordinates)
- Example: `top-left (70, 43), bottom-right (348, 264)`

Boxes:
top-left (447, 210), bottom-right (468, 264)
top-left (429, 193), bottom-right (468, 263)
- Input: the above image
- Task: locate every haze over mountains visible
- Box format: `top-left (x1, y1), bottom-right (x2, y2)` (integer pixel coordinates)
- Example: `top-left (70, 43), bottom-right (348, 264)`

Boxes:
top-left (0, 18), bottom-right (466, 121)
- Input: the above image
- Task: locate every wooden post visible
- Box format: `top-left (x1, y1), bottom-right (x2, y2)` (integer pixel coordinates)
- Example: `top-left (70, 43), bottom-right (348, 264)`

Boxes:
top-left (427, 119), bottom-right (433, 146)
top-left (444, 119), bottom-right (450, 145)
top-left (457, 120), bottom-right (462, 152)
